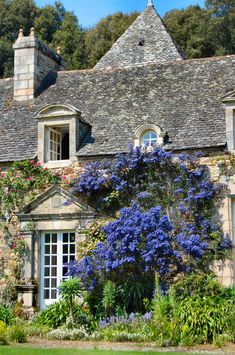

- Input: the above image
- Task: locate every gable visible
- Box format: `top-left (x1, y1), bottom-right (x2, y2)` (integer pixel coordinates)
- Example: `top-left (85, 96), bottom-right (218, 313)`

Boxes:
top-left (221, 90), bottom-right (235, 103)
top-left (18, 185), bottom-right (94, 218)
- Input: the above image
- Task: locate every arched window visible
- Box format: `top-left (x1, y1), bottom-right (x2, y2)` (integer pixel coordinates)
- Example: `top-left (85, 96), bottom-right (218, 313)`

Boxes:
top-left (141, 130), bottom-right (158, 146)
top-left (134, 124), bottom-right (165, 148)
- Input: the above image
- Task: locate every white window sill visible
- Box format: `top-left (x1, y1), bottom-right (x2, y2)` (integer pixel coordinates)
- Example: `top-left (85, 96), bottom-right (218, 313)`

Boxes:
top-left (43, 160), bottom-right (71, 169)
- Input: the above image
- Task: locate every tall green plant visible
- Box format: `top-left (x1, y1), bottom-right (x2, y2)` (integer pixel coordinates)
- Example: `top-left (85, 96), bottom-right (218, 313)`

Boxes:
top-left (58, 278), bottom-right (84, 325)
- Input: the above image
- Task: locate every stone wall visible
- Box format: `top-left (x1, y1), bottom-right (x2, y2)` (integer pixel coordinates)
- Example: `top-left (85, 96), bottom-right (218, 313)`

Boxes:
top-left (0, 152), bottom-right (235, 299)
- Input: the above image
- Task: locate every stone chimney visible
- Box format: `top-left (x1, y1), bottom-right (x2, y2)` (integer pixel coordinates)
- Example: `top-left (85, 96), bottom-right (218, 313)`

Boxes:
top-left (13, 28), bottom-right (65, 102)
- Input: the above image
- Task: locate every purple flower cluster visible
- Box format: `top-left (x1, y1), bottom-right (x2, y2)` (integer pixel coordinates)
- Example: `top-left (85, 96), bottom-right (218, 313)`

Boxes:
top-left (99, 312), bottom-right (153, 329)
top-left (68, 146), bottom-right (232, 296)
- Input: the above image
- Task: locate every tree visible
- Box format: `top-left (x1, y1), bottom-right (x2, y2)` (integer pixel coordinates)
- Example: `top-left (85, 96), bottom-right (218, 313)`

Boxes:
top-left (164, 6), bottom-right (213, 58)
top-left (52, 12), bottom-right (86, 70)
top-left (205, 0), bottom-right (235, 56)
top-left (67, 146), bottom-right (231, 313)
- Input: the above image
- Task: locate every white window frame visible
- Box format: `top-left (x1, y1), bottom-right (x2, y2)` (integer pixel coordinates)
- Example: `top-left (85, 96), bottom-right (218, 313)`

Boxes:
top-left (134, 124), bottom-right (164, 147)
top-left (141, 130), bottom-right (158, 146)
top-left (40, 231), bottom-right (76, 309)
top-left (47, 127), bottom-right (62, 162)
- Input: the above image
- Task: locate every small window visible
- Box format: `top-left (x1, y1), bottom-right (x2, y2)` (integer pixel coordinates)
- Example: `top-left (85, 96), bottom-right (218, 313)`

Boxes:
top-left (141, 130), bottom-right (158, 146)
top-left (46, 126), bottom-right (69, 162)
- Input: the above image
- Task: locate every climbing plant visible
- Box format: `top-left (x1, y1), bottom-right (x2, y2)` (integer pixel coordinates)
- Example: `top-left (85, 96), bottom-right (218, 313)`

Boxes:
top-left (68, 146), bottom-right (232, 312)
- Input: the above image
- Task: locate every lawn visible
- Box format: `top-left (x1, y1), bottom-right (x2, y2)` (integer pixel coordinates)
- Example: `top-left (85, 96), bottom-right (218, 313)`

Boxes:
top-left (0, 349), bottom-right (216, 355)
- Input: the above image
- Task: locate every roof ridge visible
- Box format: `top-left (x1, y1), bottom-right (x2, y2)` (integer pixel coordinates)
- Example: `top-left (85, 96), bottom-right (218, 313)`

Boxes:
top-left (55, 54), bottom-right (235, 76)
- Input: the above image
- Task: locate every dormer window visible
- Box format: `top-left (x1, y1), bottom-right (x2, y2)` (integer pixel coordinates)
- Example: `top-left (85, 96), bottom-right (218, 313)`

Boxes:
top-left (35, 104), bottom-right (91, 168)
top-left (141, 130), bottom-right (158, 146)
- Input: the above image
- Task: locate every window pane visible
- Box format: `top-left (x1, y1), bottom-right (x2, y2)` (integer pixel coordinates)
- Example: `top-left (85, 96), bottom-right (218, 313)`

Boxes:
top-left (52, 245), bottom-right (57, 255)
top-left (52, 256), bottom-right (57, 265)
top-left (44, 279), bottom-right (50, 288)
top-left (70, 244), bottom-right (75, 254)
top-left (63, 256), bottom-right (68, 264)
top-left (52, 234), bottom-right (57, 243)
top-left (44, 290), bottom-right (50, 299)
top-left (44, 267), bottom-right (50, 277)
top-left (51, 278), bottom-right (57, 288)
top-left (51, 267), bottom-right (57, 276)
top-left (70, 255), bottom-right (75, 262)
top-left (70, 233), bottom-right (75, 243)
top-left (63, 267), bottom-right (68, 277)
top-left (45, 245), bottom-right (50, 255)
top-left (44, 256), bottom-right (50, 266)
top-left (142, 130), bottom-right (158, 146)
top-left (45, 234), bottom-right (50, 244)
top-left (63, 245), bottom-right (68, 254)
top-left (63, 233), bottom-right (68, 243)
top-left (51, 289), bottom-right (57, 299)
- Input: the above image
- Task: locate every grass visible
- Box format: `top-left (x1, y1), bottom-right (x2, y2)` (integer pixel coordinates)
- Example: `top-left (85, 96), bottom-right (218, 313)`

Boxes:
top-left (0, 349), bottom-right (217, 355)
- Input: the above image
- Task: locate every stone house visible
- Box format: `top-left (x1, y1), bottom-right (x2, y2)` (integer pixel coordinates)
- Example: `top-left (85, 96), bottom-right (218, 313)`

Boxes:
top-left (0, 0), bottom-right (235, 312)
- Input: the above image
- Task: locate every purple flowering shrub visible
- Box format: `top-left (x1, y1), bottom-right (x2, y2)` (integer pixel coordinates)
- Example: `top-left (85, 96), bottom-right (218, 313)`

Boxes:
top-left (68, 146), bottom-right (232, 313)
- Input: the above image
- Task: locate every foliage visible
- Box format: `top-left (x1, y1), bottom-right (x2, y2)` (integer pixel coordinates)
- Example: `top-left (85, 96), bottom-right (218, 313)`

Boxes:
top-left (68, 146), bottom-right (231, 313)
top-left (98, 312), bottom-right (154, 343)
top-left (0, 321), bottom-right (9, 345)
top-left (1, 1), bottom-right (235, 77)
top-left (58, 278), bottom-right (84, 324)
top-left (8, 321), bottom-right (27, 343)
top-left (0, 160), bottom-right (60, 281)
top-left (152, 273), bottom-right (235, 346)
top-left (34, 300), bottom-right (91, 329)
top-left (47, 326), bottom-right (88, 340)
top-left (1, 280), bottom-right (18, 308)
top-left (0, 305), bottom-right (13, 325)
top-left (102, 281), bottom-right (117, 317)
top-left (76, 221), bottom-right (107, 261)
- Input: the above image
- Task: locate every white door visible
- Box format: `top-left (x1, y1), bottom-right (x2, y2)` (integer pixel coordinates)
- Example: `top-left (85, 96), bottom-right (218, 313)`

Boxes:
top-left (40, 231), bottom-right (76, 309)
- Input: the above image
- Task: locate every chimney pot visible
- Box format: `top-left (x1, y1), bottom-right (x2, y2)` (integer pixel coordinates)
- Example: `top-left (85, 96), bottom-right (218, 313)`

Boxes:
top-left (30, 27), bottom-right (35, 37)
top-left (18, 28), bottom-right (24, 39)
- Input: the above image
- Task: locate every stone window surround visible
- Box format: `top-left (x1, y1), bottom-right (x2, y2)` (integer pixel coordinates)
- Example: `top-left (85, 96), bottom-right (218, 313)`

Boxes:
top-left (222, 91), bottom-right (235, 152)
top-left (134, 123), bottom-right (165, 147)
top-left (35, 104), bottom-right (80, 168)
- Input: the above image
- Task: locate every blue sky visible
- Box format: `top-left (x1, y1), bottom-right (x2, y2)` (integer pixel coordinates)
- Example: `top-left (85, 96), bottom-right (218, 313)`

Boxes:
top-left (35, 0), bottom-right (205, 28)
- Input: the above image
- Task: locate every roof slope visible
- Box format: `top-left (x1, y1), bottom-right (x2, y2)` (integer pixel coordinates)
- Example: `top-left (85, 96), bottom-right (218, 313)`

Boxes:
top-left (95, 5), bottom-right (185, 70)
top-left (0, 55), bottom-right (234, 162)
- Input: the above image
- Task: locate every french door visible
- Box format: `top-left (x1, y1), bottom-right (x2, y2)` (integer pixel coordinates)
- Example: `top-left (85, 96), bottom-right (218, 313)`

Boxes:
top-left (40, 231), bottom-right (76, 309)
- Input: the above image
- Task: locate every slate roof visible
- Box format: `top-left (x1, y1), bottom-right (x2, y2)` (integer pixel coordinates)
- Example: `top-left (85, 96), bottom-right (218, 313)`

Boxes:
top-left (0, 55), bottom-right (235, 162)
top-left (95, 5), bottom-right (185, 70)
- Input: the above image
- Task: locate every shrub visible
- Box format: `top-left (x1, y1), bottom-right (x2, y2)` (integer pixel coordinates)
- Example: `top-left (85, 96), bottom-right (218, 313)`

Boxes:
top-left (9, 321), bottom-right (27, 343)
top-left (0, 321), bottom-right (9, 345)
top-left (1, 281), bottom-right (17, 308)
top-left (0, 305), bottom-right (13, 325)
top-left (34, 300), bottom-right (91, 329)
top-left (152, 273), bottom-right (235, 345)
top-left (47, 326), bottom-right (88, 340)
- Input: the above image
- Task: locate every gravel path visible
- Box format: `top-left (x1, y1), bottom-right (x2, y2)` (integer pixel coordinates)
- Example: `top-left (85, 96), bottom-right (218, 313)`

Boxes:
top-left (14, 338), bottom-right (235, 354)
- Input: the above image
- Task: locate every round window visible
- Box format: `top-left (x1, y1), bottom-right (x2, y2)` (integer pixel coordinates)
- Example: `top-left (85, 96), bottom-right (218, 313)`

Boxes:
top-left (141, 130), bottom-right (158, 146)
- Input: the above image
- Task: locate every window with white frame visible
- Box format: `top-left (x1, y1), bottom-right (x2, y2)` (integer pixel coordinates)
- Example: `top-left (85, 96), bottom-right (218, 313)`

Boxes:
top-left (41, 231), bottom-right (76, 309)
top-left (46, 126), bottom-right (70, 162)
top-left (141, 130), bottom-right (158, 146)
top-left (134, 124), bottom-right (164, 148)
